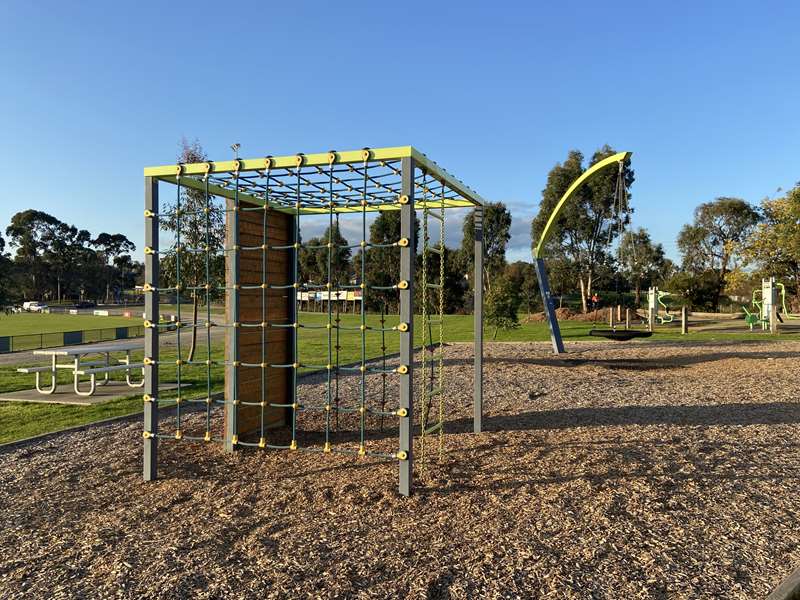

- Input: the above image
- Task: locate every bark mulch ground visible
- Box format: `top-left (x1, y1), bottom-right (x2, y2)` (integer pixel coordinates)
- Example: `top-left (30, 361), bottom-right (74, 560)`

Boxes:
top-left (1, 340), bottom-right (799, 599)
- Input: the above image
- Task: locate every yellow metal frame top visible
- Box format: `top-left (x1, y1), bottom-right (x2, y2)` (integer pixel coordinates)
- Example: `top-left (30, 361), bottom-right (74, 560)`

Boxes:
top-left (144, 146), bottom-right (483, 214)
top-left (533, 151), bottom-right (632, 259)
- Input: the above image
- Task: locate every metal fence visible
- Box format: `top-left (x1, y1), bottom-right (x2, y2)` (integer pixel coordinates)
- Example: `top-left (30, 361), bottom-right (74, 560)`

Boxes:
top-left (0, 325), bottom-right (145, 354)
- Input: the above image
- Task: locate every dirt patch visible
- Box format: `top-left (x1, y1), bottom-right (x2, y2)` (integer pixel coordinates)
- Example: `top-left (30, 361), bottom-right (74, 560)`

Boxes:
top-left (1, 340), bottom-right (799, 598)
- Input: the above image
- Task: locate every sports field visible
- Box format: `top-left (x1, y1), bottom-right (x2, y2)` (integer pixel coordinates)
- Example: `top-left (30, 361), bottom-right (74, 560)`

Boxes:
top-left (0, 311), bottom-right (796, 445)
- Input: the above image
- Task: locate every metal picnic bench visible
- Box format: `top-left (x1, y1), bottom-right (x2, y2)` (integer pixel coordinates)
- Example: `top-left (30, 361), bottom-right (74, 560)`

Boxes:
top-left (17, 340), bottom-right (145, 397)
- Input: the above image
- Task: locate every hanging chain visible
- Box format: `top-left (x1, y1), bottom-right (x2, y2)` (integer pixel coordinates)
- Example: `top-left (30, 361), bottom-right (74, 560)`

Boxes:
top-left (419, 172), bottom-right (430, 471)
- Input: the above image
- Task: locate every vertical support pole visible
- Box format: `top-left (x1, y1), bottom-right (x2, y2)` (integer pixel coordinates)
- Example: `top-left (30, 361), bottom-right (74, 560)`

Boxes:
top-left (534, 257), bottom-right (564, 354)
top-left (398, 156), bottom-right (415, 496)
top-left (681, 305), bottom-right (688, 335)
top-left (617, 304), bottom-right (622, 322)
top-left (609, 306), bottom-right (615, 329)
top-left (647, 287), bottom-right (656, 332)
top-left (625, 308), bottom-right (631, 330)
top-left (767, 277), bottom-right (778, 334)
top-left (224, 194), bottom-right (240, 452)
top-left (143, 177), bottom-right (159, 481)
top-left (473, 205), bottom-right (484, 434)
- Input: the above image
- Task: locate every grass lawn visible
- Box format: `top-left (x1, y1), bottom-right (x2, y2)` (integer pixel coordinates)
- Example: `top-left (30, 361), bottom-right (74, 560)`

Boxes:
top-left (0, 311), bottom-right (795, 445)
top-left (0, 312), bottom-right (137, 336)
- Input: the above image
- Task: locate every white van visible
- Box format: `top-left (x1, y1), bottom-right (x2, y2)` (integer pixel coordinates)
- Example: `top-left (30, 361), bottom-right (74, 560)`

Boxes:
top-left (22, 301), bottom-right (48, 312)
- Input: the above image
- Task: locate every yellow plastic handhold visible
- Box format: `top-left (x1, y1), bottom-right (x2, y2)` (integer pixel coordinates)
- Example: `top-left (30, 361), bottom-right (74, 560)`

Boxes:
top-left (396, 365), bottom-right (409, 374)
top-left (175, 429), bottom-right (182, 440)
top-left (204, 431), bottom-right (212, 442)
top-left (397, 322), bottom-right (409, 332)
top-left (358, 445), bottom-right (366, 456)
top-left (258, 437), bottom-right (266, 448)
top-left (397, 280), bottom-right (409, 290)
top-left (232, 360), bottom-right (241, 367)
top-left (143, 394), bottom-right (152, 402)
top-left (260, 362), bottom-right (268, 369)
top-left (398, 195), bottom-right (409, 205)
top-left (396, 408), bottom-right (408, 417)
top-left (396, 450), bottom-right (408, 461)
top-left (143, 320), bottom-right (152, 328)
top-left (323, 442), bottom-right (331, 453)
top-left (144, 209), bottom-right (154, 218)
top-left (144, 246), bottom-right (154, 255)
top-left (397, 237), bottom-right (409, 247)
top-left (231, 434), bottom-right (239, 445)
top-left (175, 359), bottom-right (184, 366)
top-left (142, 431), bottom-right (152, 439)
top-left (290, 439), bottom-right (298, 450)
top-left (143, 357), bottom-right (153, 366)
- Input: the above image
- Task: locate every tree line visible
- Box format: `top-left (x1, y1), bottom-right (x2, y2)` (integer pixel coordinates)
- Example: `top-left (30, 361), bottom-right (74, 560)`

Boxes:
top-left (0, 210), bottom-right (141, 307)
top-left (3, 139), bottom-right (797, 327)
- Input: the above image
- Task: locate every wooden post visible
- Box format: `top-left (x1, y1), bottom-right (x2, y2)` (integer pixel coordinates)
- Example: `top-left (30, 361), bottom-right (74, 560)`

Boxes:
top-left (609, 306), bottom-right (615, 329)
top-left (681, 305), bottom-right (688, 335)
top-left (625, 308), bottom-right (631, 330)
top-left (617, 304), bottom-right (622, 322)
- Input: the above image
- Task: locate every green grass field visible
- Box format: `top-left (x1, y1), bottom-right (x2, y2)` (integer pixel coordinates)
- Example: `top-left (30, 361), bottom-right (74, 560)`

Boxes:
top-left (0, 312), bottom-right (137, 336)
top-left (0, 311), bottom-right (795, 445)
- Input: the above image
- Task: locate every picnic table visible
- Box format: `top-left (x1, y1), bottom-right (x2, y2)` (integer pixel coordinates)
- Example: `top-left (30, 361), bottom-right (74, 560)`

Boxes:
top-left (17, 341), bottom-right (145, 397)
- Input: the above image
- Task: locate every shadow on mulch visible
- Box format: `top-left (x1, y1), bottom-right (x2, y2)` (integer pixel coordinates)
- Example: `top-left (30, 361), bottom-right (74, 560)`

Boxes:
top-left (429, 349), bottom-right (799, 371)
top-left (447, 401), bottom-right (800, 433)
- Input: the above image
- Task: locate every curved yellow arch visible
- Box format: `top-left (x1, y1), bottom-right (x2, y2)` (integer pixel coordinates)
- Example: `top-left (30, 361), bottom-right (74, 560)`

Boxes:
top-left (532, 151), bottom-right (632, 259)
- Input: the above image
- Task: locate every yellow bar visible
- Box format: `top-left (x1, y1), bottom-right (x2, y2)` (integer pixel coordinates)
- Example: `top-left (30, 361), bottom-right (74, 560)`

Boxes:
top-left (144, 146), bottom-right (413, 177)
top-left (533, 151), bottom-right (632, 259)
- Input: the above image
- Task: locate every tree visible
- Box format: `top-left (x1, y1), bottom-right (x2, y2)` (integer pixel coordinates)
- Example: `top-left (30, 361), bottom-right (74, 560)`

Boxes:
top-left (485, 275), bottom-right (521, 339)
top-left (743, 184), bottom-right (800, 307)
top-left (299, 223), bottom-right (351, 287)
top-left (531, 145), bottom-right (635, 313)
top-left (160, 138), bottom-right (225, 360)
top-left (618, 228), bottom-right (667, 305)
top-left (0, 232), bottom-right (15, 306)
top-left (460, 202), bottom-right (512, 293)
top-left (506, 261), bottom-right (539, 317)
top-left (677, 197), bottom-right (760, 309)
top-left (93, 232), bottom-right (135, 303)
top-left (362, 211), bottom-right (419, 312)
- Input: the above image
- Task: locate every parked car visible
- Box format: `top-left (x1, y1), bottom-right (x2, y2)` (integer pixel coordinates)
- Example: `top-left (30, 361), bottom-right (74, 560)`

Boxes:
top-left (74, 301), bottom-right (96, 309)
top-left (22, 301), bottom-right (48, 312)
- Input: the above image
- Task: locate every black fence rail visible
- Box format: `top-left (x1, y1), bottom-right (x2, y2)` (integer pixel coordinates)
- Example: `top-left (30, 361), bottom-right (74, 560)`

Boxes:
top-left (0, 325), bottom-right (145, 354)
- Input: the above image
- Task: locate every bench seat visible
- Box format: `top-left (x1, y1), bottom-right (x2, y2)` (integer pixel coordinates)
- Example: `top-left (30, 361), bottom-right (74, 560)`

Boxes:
top-left (74, 363), bottom-right (144, 376)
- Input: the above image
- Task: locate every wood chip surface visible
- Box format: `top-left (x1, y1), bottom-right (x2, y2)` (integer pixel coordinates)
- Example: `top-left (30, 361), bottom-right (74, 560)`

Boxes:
top-left (1, 340), bottom-right (799, 598)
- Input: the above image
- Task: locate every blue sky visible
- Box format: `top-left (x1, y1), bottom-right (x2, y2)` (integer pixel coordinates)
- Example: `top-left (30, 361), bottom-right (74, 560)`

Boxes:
top-left (1, 1), bottom-right (798, 262)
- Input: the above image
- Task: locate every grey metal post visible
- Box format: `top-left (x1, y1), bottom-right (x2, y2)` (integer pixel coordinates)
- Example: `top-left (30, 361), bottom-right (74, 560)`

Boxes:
top-left (143, 177), bottom-right (159, 481)
top-left (473, 205), bottom-right (484, 434)
top-left (681, 305), bottom-right (688, 334)
top-left (534, 257), bottom-right (564, 354)
top-left (398, 156), bottom-right (415, 496)
top-left (766, 277), bottom-right (778, 334)
top-left (224, 193), bottom-right (240, 451)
